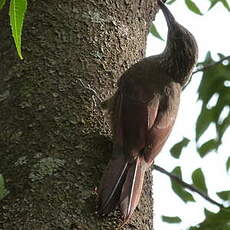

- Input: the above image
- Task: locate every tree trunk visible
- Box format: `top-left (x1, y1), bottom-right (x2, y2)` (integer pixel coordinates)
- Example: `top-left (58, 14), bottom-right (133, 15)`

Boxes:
top-left (0, 0), bottom-right (158, 229)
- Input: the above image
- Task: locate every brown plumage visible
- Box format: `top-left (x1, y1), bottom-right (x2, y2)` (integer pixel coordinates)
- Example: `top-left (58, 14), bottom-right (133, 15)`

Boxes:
top-left (97, 0), bottom-right (198, 222)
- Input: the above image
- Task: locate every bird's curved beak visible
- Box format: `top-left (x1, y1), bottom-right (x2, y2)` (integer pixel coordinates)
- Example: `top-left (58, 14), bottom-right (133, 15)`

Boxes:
top-left (158, 0), bottom-right (176, 30)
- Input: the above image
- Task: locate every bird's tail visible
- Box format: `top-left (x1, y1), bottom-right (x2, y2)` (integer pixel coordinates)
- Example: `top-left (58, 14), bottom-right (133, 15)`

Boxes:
top-left (97, 153), bottom-right (147, 221)
top-left (120, 156), bottom-right (147, 221)
top-left (97, 153), bottom-right (128, 215)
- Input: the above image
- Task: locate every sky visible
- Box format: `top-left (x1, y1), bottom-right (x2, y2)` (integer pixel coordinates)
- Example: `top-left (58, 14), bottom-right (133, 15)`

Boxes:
top-left (146, 1), bottom-right (230, 230)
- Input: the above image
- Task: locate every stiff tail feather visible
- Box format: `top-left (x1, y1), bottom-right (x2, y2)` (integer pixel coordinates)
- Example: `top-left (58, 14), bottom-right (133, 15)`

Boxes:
top-left (120, 157), bottom-right (147, 221)
top-left (97, 155), bottom-right (147, 221)
top-left (97, 154), bottom-right (128, 215)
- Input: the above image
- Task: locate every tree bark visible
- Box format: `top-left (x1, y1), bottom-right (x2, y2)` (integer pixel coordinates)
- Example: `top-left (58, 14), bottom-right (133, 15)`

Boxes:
top-left (0, 0), bottom-right (158, 229)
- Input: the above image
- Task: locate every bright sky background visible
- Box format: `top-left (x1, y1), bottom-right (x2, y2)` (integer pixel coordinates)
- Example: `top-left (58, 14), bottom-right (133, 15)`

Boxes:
top-left (146, 1), bottom-right (230, 230)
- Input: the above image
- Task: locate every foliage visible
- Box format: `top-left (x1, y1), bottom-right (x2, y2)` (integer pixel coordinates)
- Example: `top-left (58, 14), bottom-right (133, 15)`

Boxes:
top-left (170, 137), bottom-right (190, 158)
top-left (150, 23), bottom-right (164, 41)
top-left (226, 157), bottom-right (230, 171)
top-left (170, 167), bottom-right (195, 202)
top-left (196, 53), bottom-right (230, 146)
top-left (0, 174), bottom-right (9, 200)
top-left (188, 208), bottom-right (230, 230)
top-left (162, 53), bottom-right (230, 229)
top-left (9, 0), bottom-right (27, 59)
top-left (191, 168), bottom-right (207, 194)
top-left (209, 0), bottom-right (230, 11)
top-left (0, 0), bottom-right (6, 10)
top-left (216, 190), bottom-right (230, 202)
top-left (0, 0), bottom-right (27, 59)
top-left (151, 4), bottom-right (230, 227)
top-left (184, 0), bottom-right (203, 15)
top-left (163, 53), bottom-right (230, 229)
top-left (162, 215), bottom-right (182, 223)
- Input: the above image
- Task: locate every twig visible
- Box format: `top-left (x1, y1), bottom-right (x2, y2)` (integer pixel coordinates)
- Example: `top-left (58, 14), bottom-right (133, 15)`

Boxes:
top-left (192, 55), bottom-right (230, 75)
top-left (153, 164), bottom-right (225, 209)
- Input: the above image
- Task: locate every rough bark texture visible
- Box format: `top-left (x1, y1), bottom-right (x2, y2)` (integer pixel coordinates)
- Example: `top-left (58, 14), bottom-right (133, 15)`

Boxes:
top-left (0, 0), bottom-right (158, 229)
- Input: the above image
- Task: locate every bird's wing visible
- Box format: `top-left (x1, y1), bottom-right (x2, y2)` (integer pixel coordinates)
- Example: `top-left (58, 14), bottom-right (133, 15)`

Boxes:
top-left (122, 95), bottom-right (151, 157)
top-left (114, 63), bottom-right (160, 157)
top-left (144, 82), bottom-right (181, 164)
top-left (116, 89), bottom-right (160, 220)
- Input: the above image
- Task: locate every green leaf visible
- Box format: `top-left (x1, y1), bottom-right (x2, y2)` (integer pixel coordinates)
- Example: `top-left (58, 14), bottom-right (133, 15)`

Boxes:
top-left (212, 97), bottom-right (225, 123)
top-left (198, 139), bottom-right (219, 157)
top-left (172, 166), bottom-right (182, 177)
top-left (217, 53), bottom-right (226, 59)
top-left (197, 52), bottom-right (230, 144)
top-left (0, 174), bottom-right (9, 200)
top-left (196, 107), bottom-right (214, 141)
top-left (167, 0), bottom-right (177, 4)
top-left (170, 137), bottom-right (190, 158)
top-left (189, 208), bottom-right (230, 230)
top-left (150, 23), bottom-right (164, 41)
top-left (216, 191), bottom-right (230, 201)
top-left (204, 208), bottom-right (215, 217)
top-left (162, 215), bottom-right (182, 223)
top-left (197, 53), bottom-right (220, 104)
top-left (192, 168), bottom-right (208, 194)
top-left (185, 0), bottom-right (203, 15)
top-left (201, 208), bottom-right (230, 229)
top-left (171, 167), bottom-right (195, 203)
top-left (9, 0), bottom-right (27, 59)
top-left (226, 157), bottom-right (230, 171)
top-left (208, 0), bottom-right (219, 10)
top-left (0, 0), bottom-right (6, 10)
top-left (220, 0), bottom-right (230, 11)
top-left (209, 0), bottom-right (230, 11)
top-left (216, 110), bottom-right (230, 141)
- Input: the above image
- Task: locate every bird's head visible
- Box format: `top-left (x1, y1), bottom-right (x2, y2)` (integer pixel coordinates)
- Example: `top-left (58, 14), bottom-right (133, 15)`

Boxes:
top-left (158, 0), bottom-right (198, 85)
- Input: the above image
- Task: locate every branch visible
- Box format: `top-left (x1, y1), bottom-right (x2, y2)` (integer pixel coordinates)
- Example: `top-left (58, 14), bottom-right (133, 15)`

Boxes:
top-left (192, 55), bottom-right (230, 75)
top-left (153, 164), bottom-right (225, 209)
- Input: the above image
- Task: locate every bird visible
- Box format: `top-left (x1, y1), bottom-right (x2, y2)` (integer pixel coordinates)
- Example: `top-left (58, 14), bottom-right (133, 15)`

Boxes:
top-left (97, 0), bottom-right (198, 222)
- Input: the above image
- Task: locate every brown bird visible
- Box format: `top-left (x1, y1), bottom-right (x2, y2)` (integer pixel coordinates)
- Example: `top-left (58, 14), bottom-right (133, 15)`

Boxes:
top-left (97, 0), bottom-right (198, 222)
